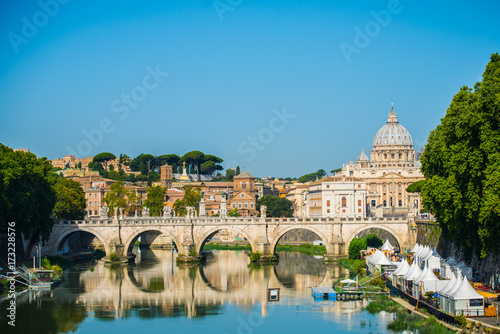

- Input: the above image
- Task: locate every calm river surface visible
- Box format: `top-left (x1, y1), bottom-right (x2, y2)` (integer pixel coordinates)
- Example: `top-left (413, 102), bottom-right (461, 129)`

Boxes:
top-left (1, 249), bottom-right (395, 334)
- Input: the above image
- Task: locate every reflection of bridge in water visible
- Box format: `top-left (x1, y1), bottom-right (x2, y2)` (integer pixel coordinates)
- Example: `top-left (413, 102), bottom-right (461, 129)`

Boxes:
top-left (50, 250), bottom-right (352, 319)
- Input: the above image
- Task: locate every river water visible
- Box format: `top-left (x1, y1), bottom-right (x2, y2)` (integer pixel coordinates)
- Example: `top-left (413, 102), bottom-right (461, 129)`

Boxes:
top-left (1, 249), bottom-right (395, 334)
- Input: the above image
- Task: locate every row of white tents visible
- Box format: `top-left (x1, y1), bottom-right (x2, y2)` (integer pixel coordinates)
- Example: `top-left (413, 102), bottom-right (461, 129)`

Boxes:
top-left (367, 242), bottom-right (484, 316)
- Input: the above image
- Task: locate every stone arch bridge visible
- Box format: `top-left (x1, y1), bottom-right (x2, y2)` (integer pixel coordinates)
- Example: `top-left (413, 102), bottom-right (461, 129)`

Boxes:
top-left (46, 216), bottom-right (417, 261)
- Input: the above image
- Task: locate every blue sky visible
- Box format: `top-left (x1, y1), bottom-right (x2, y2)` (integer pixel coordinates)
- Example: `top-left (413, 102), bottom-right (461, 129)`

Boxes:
top-left (0, 0), bottom-right (499, 177)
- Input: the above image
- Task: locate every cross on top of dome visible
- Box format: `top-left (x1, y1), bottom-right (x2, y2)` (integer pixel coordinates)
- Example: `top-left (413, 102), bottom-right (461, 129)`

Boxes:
top-left (387, 104), bottom-right (398, 124)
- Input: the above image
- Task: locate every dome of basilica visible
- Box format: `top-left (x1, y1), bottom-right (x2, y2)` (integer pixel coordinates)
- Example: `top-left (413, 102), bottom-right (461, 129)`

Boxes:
top-left (357, 149), bottom-right (369, 162)
top-left (373, 107), bottom-right (413, 148)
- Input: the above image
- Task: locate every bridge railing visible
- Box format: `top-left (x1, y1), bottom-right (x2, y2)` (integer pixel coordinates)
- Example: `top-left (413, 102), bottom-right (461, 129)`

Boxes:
top-left (53, 215), bottom-right (414, 226)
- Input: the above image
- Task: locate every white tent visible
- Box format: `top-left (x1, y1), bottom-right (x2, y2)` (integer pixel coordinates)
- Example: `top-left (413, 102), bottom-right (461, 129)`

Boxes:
top-left (391, 258), bottom-right (410, 285)
top-left (402, 262), bottom-right (422, 294)
top-left (424, 249), bottom-right (442, 271)
top-left (438, 273), bottom-right (456, 313)
top-left (367, 250), bottom-right (392, 272)
top-left (449, 276), bottom-right (484, 316)
top-left (381, 239), bottom-right (394, 251)
top-left (454, 261), bottom-right (473, 281)
top-left (410, 243), bottom-right (420, 253)
top-left (442, 272), bottom-right (462, 314)
top-left (441, 256), bottom-right (458, 279)
top-left (412, 264), bottom-right (445, 298)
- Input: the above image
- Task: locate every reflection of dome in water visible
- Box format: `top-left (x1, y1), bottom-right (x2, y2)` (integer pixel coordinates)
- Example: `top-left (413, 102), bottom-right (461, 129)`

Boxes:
top-left (373, 107), bottom-right (413, 148)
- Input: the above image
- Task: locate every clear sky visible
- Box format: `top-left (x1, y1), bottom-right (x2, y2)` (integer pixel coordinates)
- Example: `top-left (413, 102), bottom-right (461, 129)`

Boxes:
top-left (1, 0), bottom-right (499, 178)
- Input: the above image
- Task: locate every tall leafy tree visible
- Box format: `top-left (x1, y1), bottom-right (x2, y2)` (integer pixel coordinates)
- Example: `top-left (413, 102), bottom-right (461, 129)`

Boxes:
top-left (173, 186), bottom-right (201, 216)
top-left (53, 178), bottom-right (86, 220)
top-left (0, 144), bottom-right (56, 259)
top-left (235, 166), bottom-right (240, 175)
top-left (181, 151), bottom-right (205, 180)
top-left (103, 181), bottom-right (127, 216)
top-left (144, 186), bottom-right (167, 216)
top-left (420, 53), bottom-right (500, 259)
top-left (93, 152), bottom-right (116, 171)
top-left (256, 195), bottom-right (294, 217)
top-left (125, 189), bottom-right (142, 216)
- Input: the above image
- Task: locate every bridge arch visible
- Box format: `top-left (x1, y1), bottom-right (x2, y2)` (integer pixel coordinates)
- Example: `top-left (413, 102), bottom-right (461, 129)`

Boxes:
top-left (123, 227), bottom-right (181, 256)
top-left (270, 226), bottom-right (332, 254)
top-left (345, 224), bottom-right (405, 253)
top-left (196, 226), bottom-right (256, 255)
top-left (51, 227), bottom-right (110, 256)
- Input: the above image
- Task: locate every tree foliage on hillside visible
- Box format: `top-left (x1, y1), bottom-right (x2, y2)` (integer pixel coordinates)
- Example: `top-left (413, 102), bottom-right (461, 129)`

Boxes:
top-left (93, 152), bottom-right (116, 171)
top-left (298, 169), bottom-right (326, 183)
top-left (406, 180), bottom-right (426, 193)
top-left (256, 195), bottom-right (294, 217)
top-left (420, 53), bottom-right (500, 258)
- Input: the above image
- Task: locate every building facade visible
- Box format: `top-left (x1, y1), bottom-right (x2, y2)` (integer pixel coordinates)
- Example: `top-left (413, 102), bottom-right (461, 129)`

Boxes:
top-left (230, 171), bottom-right (257, 216)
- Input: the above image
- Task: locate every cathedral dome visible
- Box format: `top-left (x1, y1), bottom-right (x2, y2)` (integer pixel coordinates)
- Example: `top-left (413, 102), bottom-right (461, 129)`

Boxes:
top-left (357, 149), bottom-right (369, 162)
top-left (373, 106), bottom-right (413, 148)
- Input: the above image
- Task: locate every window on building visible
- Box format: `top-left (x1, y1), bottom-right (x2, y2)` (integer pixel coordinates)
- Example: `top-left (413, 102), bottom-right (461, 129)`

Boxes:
top-left (88, 201), bottom-right (92, 206)
top-left (238, 203), bottom-right (242, 209)
top-left (383, 185), bottom-right (386, 191)
top-left (371, 184), bottom-right (375, 191)
top-left (358, 200), bottom-right (361, 206)
top-left (244, 203), bottom-right (248, 208)
top-left (250, 203), bottom-right (254, 208)
top-left (232, 203), bottom-right (236, 208)
top-left (95, 193), bottom-right (97, 198)
top-left (94, 201), bottom-right (97, 206)
top-left (326, 200), bottom-right (330, 206)
top-left (327, 209), bottom-right (330, 213)
top-left (326, 185), bottom-right (330, 188)
top-left (398, 185), bottom-right (402, 191)
top-left (358, 209), bottom-right (361, 213)
top-left (383, 200), bottom-right (387, 207)
top-left (398, 200), bottom-right (402, 206)
top-left (392, 154), bottom-right (394, 159)
top-left (242, 183), bottom-right (247, 189)
top-left (371, 200), bottom-right (376, 207)
top-left (341, 197), bottom-right (346, 207)
top-left (390, 198), bottom-right (393, 206)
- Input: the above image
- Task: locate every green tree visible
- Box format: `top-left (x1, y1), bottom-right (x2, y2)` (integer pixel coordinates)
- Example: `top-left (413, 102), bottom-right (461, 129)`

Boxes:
top-left (228, 209), bottom-right (241, 217)
top-left (316, 169), bottom-right (327, 179)
top-left (330, 168), bottom-right (342, 174)
top-left (125, 189), bottom-right (142, 216)
top-left (420, 53), bottom-right (500, 258)
top-left (181, 151), bottom-right (205, 181)
top-left (93, 152), bottom-right (116, 171)
top-left (225, 169), bottom-right (235, 180)
top-left (103, 181), bottom-right (127, 216)
top-left (256, 195), bottom-right (294, 217)
top-left (406, 180), bottom-right (426, 193)
top-left (53, 178), bottom-right (86, 220)
top-left (348, 237), bottom-right (367, 260)
top-left (108, 164), bottom-right (114, 171)
top-left (365, 234), bottom-right (383, 248)
top-left (144, 186), bottom-right (167, 216)
top-left (235, 166), bottom-right (240, 175)
top-left (201, 160), bottom-right (215, 176)
top-left (0, 144), bottom-right (56, 259)
top-left (173, 186), bottom-right (201, 216)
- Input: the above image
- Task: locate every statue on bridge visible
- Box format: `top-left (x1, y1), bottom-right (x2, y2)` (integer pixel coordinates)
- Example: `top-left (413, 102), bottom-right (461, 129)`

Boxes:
top-left (260, 205), bottom-right (267, 218)
top-left (99, 206), bottom-right (109, 218)
top-left (162, 205), bottom-right (172, 217)
top-left (142, 206), bottom-right (150, 217)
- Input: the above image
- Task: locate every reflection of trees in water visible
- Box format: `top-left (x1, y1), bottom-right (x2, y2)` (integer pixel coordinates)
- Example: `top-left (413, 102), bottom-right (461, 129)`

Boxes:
top-left (274, 252), bottom-right (327, 288)
top-left (0, 299), bottom-right (87, 334)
